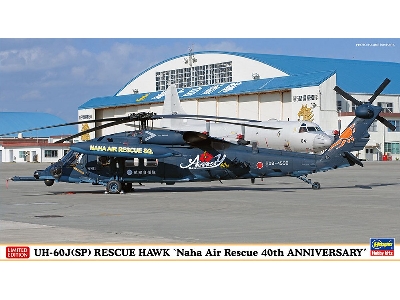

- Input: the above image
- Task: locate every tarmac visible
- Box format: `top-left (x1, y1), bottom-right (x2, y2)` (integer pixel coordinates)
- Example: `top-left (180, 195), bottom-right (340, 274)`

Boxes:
top-left (1, 161), bottom-right (399, 244)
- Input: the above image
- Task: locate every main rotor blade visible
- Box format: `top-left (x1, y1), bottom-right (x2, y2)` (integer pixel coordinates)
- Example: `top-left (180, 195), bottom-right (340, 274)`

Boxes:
top-left (0, 116), bottom-right (125, 137)
top-left (158, 114), bottom-right (261, 123)
top-left (368, 78), bottom-right (391, 103)
top-left (334, 86), bottom-right (362, 106)
top-left (55, 117), bottom-right (131, 143)
top-left (158, 114), bottom-right (280, 130)
top-left (198, 118), bottom-right (281, 130)
top-left (377, 115), bottom-right (396, 131)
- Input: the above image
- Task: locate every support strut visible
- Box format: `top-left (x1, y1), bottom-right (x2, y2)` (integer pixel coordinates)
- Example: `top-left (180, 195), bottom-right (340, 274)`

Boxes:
top-left (297, 175), bottom-right (321, 190)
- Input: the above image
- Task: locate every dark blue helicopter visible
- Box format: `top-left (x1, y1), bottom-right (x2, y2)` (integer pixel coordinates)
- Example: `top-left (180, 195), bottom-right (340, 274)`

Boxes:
top-left (9, 79), bottom-right (396, 194)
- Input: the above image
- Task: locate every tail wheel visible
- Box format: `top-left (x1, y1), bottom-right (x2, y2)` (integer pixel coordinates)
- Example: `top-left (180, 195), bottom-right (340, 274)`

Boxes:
top-left (312, 182), bottom-right (321, 190)
top-left (107, 180), bottom-right (122, 194)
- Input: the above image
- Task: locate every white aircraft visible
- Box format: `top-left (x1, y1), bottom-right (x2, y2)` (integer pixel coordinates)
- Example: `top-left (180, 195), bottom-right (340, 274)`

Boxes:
top-left (160, 85), bottom-right (334, 153)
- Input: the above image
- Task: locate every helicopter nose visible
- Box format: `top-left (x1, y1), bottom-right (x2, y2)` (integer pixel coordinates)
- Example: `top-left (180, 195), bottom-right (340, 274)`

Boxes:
top-left (313, 134), bottom-right (334, 152)
top-left (50, 165), bottom-right (62, 179)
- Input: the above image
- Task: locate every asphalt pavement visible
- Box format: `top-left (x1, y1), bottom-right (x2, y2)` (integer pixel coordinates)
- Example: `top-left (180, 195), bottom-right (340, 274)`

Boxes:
top-left (1, 161), bottom-right (399, 244)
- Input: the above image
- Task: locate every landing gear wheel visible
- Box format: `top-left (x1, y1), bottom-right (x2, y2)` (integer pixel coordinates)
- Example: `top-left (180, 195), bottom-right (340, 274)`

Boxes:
top-left (44, 179), bottom-right (54, 186)
top-left (107, 180), bottom-right (122, 194)
top-left (312, 182), bottom-right (321, 190)
top-left (122, 182), bottom-right (132, 193)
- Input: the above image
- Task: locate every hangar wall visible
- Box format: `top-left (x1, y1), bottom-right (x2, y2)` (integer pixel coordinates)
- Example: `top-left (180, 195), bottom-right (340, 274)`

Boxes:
top-left (97, 81), bottom-right (338, 138)
top-left (117, 53), bottom-right (288, 95)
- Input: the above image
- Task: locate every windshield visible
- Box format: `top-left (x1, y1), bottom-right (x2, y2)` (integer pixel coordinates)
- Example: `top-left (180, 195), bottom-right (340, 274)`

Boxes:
top-left (307, 126), bottom-right (322, 132)
top-left (60, 150), bottom-right (80, 165)
top-left (299, 125), bottom-right (323, 133)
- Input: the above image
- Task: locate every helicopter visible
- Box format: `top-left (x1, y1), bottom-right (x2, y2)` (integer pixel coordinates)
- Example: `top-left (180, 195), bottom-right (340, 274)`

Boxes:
top-left (9, 78), bottom-right (395, 194)
top-left (159, 84), bottom-right (334, 152)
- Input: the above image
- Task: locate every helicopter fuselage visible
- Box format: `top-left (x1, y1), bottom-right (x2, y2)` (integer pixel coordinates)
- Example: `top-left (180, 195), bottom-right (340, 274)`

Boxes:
top-left (30, 129), bottom-right (324, 193)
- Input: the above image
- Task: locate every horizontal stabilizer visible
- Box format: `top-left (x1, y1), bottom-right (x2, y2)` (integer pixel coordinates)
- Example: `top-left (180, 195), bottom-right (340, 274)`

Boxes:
top-left (343, 151), bottom-right (363, 167)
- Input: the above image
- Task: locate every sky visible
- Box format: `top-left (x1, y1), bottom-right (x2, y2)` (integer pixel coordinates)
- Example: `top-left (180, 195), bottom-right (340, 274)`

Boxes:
top-left (1, 38), bottom-right (399, 122)
top-left (1, 2), bottom-right (399, 122)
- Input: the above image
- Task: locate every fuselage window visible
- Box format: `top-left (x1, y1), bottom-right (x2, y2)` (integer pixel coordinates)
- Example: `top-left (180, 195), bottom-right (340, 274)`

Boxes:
top-left (98, 156), bottom-right (111, 166)
top-left (125, 158), bottom-right (140, 167)
top-left (145, 158), bottom-right (158, 167)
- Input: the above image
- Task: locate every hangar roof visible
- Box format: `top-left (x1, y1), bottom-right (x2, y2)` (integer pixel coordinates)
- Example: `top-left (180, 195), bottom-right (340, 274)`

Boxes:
top-left (80, 70), bottom-right (335, 109)
top-left (0, 112), bottom-right (77, 138)
top-left (117, 51), bottom-right (400, 96)
top-left (237, 52), bottom-right (400, 94)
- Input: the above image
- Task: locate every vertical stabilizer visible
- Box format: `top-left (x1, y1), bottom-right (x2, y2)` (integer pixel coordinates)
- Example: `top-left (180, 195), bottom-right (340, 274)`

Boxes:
top-left (160, 84), bottom-right (204, 130)
top-left (160, 84), bottom-right (187, 129)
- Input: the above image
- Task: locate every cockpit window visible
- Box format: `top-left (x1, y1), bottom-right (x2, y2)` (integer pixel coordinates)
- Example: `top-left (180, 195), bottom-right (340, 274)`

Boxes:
top-left (307, 126), bottom-right (322, 132)
top-left (299, 126), bottom-right (307, 133)
top-left (61, 150), bottom-right (80, 165)
top-left (299, 125), bottom-right (323, 133)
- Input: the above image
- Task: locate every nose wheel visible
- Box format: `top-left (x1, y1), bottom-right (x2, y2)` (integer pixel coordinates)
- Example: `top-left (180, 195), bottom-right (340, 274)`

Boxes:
top-left (297, 175), bottom-right (321, 190)
top-left (44, 179), bottom-right (54, 186)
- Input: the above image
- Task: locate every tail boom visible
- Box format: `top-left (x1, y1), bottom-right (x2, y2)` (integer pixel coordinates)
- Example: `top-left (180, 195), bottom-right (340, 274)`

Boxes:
top-left (317, 104), bottom-right (382, 170)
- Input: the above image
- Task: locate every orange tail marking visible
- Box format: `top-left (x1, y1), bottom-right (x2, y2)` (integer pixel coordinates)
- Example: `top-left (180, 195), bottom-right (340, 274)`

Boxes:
top-left (328, 124), bottom-right (356, 150)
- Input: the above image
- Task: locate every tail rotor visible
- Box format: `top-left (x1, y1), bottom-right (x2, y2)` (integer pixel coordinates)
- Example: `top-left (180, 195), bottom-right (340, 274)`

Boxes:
top-left (334, 78), bottom-right (395, 131)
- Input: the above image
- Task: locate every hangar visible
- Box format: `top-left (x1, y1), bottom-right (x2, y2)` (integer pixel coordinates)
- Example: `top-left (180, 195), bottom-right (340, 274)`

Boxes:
top-left (78, 51), bottom-right (400, 160)
top-left (0, 112), bottom-right (75, 163)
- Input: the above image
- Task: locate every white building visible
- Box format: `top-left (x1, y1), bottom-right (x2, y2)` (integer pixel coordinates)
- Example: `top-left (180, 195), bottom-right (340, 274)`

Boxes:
top-left (0, 112), bottom-right (76, 163)
top-left (78, 51), bottom-right (400, 160)
top-left (0, 138), bottom-right (71, 163)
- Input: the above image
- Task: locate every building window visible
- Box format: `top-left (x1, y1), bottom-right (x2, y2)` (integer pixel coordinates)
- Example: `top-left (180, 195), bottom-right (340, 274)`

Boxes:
top-left (155, 61), bottom-right (233, 91)
top-left (368, 120), bottom-right (378, 132)
top-left (44, 150), bottom-right (58, 158)
top-left (384, 142), bottom-right (400, 154)
top-left (378, 102), bottom-right (393, 113)
top-left (19, 151), bottom-right (25, 158)
top-left (388, 120), bottom-right (400, 132)
top-left (337, 100), bottom-right (342, 111)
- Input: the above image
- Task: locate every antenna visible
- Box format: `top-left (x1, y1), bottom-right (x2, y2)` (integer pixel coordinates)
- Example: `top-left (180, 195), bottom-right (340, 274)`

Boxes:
top-left (184, 46), bottom-right (197, 67)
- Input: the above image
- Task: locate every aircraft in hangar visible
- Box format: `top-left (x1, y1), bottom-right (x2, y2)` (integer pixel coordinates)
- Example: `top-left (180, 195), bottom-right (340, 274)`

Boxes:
top-left (8, 79), bottom-right (395, 194)
top-left (159, 84), bottom-right (334, 153)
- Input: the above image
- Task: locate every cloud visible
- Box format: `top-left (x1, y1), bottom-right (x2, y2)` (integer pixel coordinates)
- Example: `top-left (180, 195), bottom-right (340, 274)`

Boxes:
top-left (20, 89), bottom-right (42, 100)
top-left (70, 66), bottom-right (88, 79)
top-left (196, 40), bottom-right (245, 52)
